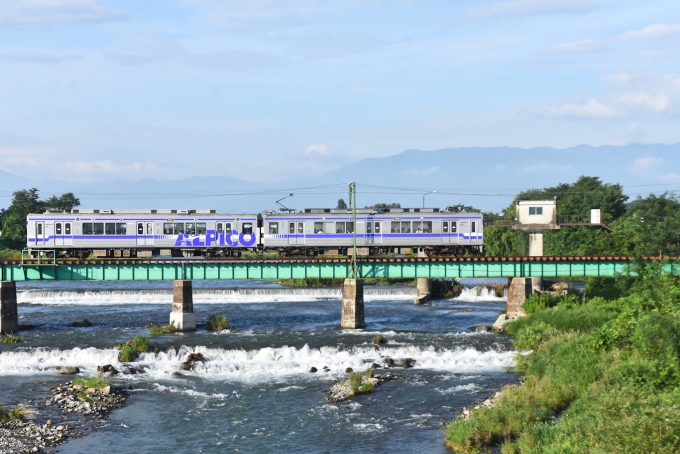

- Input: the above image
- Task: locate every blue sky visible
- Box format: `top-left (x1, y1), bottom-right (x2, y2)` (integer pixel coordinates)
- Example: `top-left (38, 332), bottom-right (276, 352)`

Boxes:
top-left (0, 0), bottom-right (679, 184)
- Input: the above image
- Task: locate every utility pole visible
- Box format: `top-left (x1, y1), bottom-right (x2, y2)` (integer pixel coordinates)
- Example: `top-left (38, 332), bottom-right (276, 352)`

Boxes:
top-left (349, 182), bottom-right (358, 279)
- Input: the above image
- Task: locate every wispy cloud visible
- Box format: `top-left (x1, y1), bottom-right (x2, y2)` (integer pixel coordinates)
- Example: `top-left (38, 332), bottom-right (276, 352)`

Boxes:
top-left (630, 155), bottom-right (680, 182)
top-left (522, 163), bottom-right (572, 172)
top-left (0, 0), bottom-right (126, 30)
top-left (545, 99), bottom-right (617, 119)
top-left (546, 39), bottom-right (605, 54)
top-left (469, 0), bottom-right (599, 19)
top-left (4, 51), bottom-right (83, 64)
top-left (304, 144), bottom-right (330, 155)
top-left (401, 166), bottom-right (440, 176)
top-left (618, 24), bottom-right (680, 42)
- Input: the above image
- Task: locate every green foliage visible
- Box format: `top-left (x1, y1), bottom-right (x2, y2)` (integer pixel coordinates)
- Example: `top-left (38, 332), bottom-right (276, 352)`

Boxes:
top-left (2, 334), bottom-right (22, 344)
top-left (348, 372), bottom-right (362, 395)
top-left (364, 202), bottom-right (401, 209)
top-left (358, 383), bottom-right (375, 393)
top-left (336, 198), bottom-right (347, 209)
top-left (115, 335), bottom-right (149, 362)
top-left (206, 315), bottom-right (231, 331)
top-left (0, 404), bottom-right (25, 422)
top-left (0, 188), bottom-right (80, 249)
top-left (73, 375), bottom-right (110, 390)
top-left (149, 323), bottom-right (176, 335)
top-left (447, 268), bottom-right (680, 453)
top-left (365, 368), bottom-right (374, 378)
top-left (445, 204), bottom-right (481, 213)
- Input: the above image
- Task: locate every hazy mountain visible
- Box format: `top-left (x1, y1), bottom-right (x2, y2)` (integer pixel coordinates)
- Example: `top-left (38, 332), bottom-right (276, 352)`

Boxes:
top-left (1, 143), bottom-right (678, 214)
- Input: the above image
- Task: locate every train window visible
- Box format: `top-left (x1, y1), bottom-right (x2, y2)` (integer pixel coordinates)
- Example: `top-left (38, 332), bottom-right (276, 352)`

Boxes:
top-left (391, 221), bottom-right (400, 233)
top-left (289, 223), bottom-right (295, 234)
top-left (242, 223), bottom-right (253, 235)
top-left (375, 222), bottom-right (381, 234)
top-left (443, 221), bottom-right (449, 233)
top-left (164, 223), bottom-right (173, 234)
top-left (137, 223), bottom-right (144, 235)
top-left (336, 222), bottom-right (345, 234)
top-left (105, 223), bottom-right (115, 235)
top-left (314, 222), bottom-right (324, 233)
top-left (401, 222), bottom-right (411, 233)
top-left (116, 223), bottom-right (127, 235)
top-left (56, 223), bottom-right (62, 235)
top-left (147, 223), bottom-right (153, 235)
top-left (345, 222), bottom-right (354, 234)
top-left (94, 223), bottom-right (104, 235)
top-left (472, 222), bottom-right (476, 233)
top-left (269, 222), bottom-right (279, 234)
top-left (83, 223), bottom-right (93, 235)
top-left (413, 221), bottom-right (422, 233)
top-left (174, 223), bottom-right (184, 234)
top-left (297, 223), bottom-right (304, 234)
top-left (65, 223), bottom-right (71, 235)
top-left (423, 221), bottom-right (432, 233)
top-left (37, 223), bottom-right (43, 235)
top-left (366, 222), bottom-right (372, 234)
top-left (225, 222), bottom-right (232, 232)
top-left (185, 223), bottom-right (196, 235)
top-left (196, 223), bottom-right (207, 235)
top-left (217, 223), bottom-right (223, 233)
top-left (452, 222), bottom-right (457, 232)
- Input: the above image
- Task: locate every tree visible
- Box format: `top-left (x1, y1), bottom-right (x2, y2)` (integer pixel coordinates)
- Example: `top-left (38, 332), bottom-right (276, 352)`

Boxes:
top-left (337, 198), bottom-right (347, 209)
top-left (364, 202), bottom-right (401, 209)
top-left (445, 204), bottom-right (481, 213)
top-left (42, 192), bottom-right (80, 212)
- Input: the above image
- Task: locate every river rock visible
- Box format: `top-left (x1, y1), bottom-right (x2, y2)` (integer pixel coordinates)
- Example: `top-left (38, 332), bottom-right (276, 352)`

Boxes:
top-left (345, 367), bottom-right (353, 373)
top-left (309, 367), bottom-right (317, 373)
top-left (370, 363), bottom-right (380, 369)
top-left (58, 367), bottom-right (80, 375)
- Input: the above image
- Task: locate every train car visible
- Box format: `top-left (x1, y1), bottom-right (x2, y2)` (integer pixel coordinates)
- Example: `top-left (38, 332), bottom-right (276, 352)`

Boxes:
top-left (26, 209), bottom-right (260, 258)
top-left (261, 208), bottom-right (483, 257)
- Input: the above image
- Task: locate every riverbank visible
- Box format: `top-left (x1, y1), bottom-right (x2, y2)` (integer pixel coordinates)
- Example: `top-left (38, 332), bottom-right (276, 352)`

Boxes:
top-left (445, 265), bottom-right (680, 453)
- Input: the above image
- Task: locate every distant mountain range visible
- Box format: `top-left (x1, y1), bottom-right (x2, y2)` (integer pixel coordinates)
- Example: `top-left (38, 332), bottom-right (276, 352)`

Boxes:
top-left (2, 143), bottom-right (679, 213)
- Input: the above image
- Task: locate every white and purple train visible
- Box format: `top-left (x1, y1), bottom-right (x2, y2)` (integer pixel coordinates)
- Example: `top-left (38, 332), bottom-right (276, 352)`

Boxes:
top-left (26, 207), bottom-right (483, 258)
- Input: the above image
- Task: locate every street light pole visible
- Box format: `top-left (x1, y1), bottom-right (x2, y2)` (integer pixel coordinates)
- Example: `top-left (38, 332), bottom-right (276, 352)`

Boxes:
top-left (422, 190), bottom-right (438, 208)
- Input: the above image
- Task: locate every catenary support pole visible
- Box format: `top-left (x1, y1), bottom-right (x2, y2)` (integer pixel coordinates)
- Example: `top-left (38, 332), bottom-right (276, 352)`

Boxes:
top-left (0, 281), bottom-right (18, 334)
top-left (169, 280), bottom-right (196, 331)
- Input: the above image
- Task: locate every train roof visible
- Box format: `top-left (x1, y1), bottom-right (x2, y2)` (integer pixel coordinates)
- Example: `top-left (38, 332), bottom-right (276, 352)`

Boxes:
top-left (301, 208), bottom-right (441, 214)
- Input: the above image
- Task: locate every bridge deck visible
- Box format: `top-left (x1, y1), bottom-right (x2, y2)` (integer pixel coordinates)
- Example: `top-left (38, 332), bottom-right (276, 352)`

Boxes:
top-left (2, 256), bottom-right (677, 281)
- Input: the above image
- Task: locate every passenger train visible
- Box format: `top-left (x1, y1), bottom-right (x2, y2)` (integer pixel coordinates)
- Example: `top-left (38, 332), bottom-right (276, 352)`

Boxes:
top-left (25, 207), bottom-right (483, 258)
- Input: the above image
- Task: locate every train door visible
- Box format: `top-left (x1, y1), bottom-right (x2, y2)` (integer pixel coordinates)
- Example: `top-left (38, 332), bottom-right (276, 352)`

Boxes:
top-left (471, 221), bottom-right (478, 243)
top-left (146, 222), bottom-right (155, 246)
top-left (442, 221), bottom-right (450, 244)
top-left (458, 221), bottom-right (468, 243)
top-left (365, 220), bottom-right (374, 244)
top-left (297, 222), bottom-right (304, 245)
top-left (136, 222), bottom-right (145, 246)
top-left (288, 222), bottom-right (295, 245)
top-left (44, 223), bottom-right (54, 247)
top-left (64, 222), bottom-right (73, 246)
top-left (55, 222), bottom-right (64, 246)
top-left (34, 221), bottom-right (44, 247)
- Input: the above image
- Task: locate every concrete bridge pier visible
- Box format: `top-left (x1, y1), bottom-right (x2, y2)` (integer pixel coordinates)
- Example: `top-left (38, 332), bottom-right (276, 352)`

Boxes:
top-left (170, 280), bottom-right (196, 331)
top-left (414, 278), bottom-right (432, 305)
top-left (0, 281), bottom-right (18, 334)
top-left (341, 279), bottom-right (365, 329)
top-left (507, 278), bottom-right (532, 317)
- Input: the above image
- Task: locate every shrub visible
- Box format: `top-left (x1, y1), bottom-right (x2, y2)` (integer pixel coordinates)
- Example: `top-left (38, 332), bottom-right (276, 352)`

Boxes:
top-left (206, 315), bottom-right (231, 331)
top-left (358, 383), bottom-right (374, 393)
top-left (0, 404), bottom-right (25, 422)
top-left (115, 335), bottom-right (149, 362)
top-left (2, 334), bottom-right (22, 344)
top-left (348, 372), bottom-right (362, 395)
top-left (365, 368), bottom-right (374, 378)
top-left (73, 375), bottom-right (110, 390)
top-left (150, 323), bottom-right (176, 335)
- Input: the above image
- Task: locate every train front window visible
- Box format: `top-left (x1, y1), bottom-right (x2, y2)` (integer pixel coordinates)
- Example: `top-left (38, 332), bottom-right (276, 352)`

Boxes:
top-left (242, 223), bottom-right (253, 235)
top-left (366, 222), bottom-right (372, 234)
top-left (413, 221), bottom-right (422, 233)
top-left (65, 223), bottom-right (71, 235)
top-left (314, 222), bottom-right (324, 233)
top-left (269, 222), bottom-right (278, 234)
top-left (423, 221), bottom-right (432, 233)
top-left (185, 223), bottom-right (196, 235)
top-left (174, 223), bottom-right (184, 234)
top-left (56, 223), bottom-right (62, 235)
top-left (374, 222), bottom-right (380, 233)
top-left (196, 223), bottom-right (207, 235)
top-left (116, 223), bottom-right (127, 235)
top-left (401, 222), bottom-right (411, 233)
top-left (443, 221), bottom-right (449, 233)
top-left (391, 221), bottom-right (400, 233)
top-left (83, 223), bottom-right (93, 235)
top-left (105, 223), bottom-right (115, 235)
top-left (336, 222), bottom-right (345, 233)
top-left (164, 223), bottom-right (173, 234)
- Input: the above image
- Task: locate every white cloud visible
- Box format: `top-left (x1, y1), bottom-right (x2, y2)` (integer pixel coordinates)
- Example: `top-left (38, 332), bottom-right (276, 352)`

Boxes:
top-left (4, 51), bottom-right (82, 64)
top-left (60, 160), bottom-right (159, 174)
top-left (304, 144), bottom-right (330, 155)
top-left (469, 0), bottom-right (599, 18)
top-left (401, 166), bottom-right (440, 176)
top-left (630, 155), bottom-right (680, 182)
top-left (547, 39), bottom-right (605, 54)
top-left (616, 92), bottom-right (672, 113)
top-left (0, 0), bottom-right (126, 29)
top-left (545, 99), bottom-right (617, 119)
top-left (618, 24), bottom-right (680, 42)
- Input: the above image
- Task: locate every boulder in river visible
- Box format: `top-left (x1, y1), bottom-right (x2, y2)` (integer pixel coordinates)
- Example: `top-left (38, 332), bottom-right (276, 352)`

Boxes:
top-left (309, 367), bottom-right (317, 373)
top-left (58, 367), bottom-right (80, 375)
top-left (345, 367), bottom-right (353, 373)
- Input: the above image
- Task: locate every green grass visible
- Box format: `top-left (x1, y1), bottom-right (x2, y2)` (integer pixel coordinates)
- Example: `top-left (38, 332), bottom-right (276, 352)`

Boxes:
top-left (2, 334), bottom-right (22, 344)
top-left (73, 375), bottom-right (109, 390)
top-left (115, 335), bottom-right (149, 362)
top-left (348, 372), bottom-right (362, 395)
top-left (0, 404), bottom-right (25, 422)
top-left (445, 266), bottom-right (680, 453)
top-left (149, 323), bottom-right (176, 335)
top-left (206, 315), bottom-right (231, 331)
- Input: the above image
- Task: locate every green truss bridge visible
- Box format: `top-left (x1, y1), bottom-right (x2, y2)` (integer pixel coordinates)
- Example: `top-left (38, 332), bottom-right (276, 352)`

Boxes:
top-left (2, 256), bottom-right (677, 282)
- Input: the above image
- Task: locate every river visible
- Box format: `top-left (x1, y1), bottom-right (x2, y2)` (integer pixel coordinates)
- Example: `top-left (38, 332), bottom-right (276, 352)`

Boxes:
top-left (0, 280), bottom-right (516, 453)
